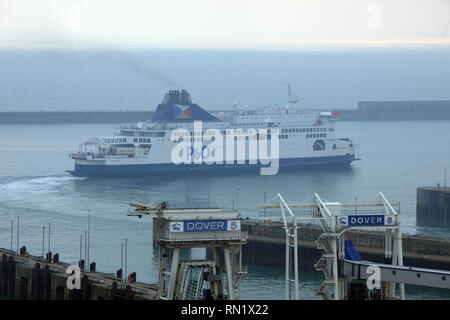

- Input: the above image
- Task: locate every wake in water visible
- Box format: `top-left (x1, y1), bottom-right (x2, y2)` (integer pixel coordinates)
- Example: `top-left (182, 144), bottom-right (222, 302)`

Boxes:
top-left (0, 175), bottom-right (89, 215)
top-left (1, 175), bottom-right (85, 190)
top-left (1, 175), bottom-right (86, 198)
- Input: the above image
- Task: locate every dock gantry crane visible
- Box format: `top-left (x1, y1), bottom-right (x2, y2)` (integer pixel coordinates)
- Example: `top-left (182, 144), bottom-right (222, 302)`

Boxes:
top-left (257, 192), bottom-right (449, 300)
top-left (127, 201), bottom-right (248, 300)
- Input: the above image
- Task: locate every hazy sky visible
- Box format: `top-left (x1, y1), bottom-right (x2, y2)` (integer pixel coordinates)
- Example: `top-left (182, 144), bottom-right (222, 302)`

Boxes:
top-left (0, 0), bottom-right (449, 49)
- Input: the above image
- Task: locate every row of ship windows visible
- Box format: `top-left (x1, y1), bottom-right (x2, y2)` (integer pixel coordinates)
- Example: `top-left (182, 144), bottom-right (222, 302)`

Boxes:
top-left (307, 134), bottom-right (327, 138)
top-left (172, 127), bottom-right (330, 137)
top-left (134, 138), bottom-right (151, 143)
top-left (104, 138), bottom-right (127, 143)
top-left (107, 133), bottom-right (327, 144)
top-left (237, 114), bottom-right (310, 120)
top-left (232, 121), bottom-right (315, 127)
top-left (121, 126), bottom-right (330, 138)
top-left (280, 133), bottom-right (327, 139)
top-left (232, 123), bottom-right (265, 127)
top-left (173, 129), bottom-right (273, 136)
top-left (177, 135), bottom-right (268, 142)
top-left (281, 127), bottom-right (329, 133)
top-left (120, 131), bottom-right (165, 137)
top-left (176, 133), bottom-right (327, 142)
top-left (104, 138), bottom-right (152, 143)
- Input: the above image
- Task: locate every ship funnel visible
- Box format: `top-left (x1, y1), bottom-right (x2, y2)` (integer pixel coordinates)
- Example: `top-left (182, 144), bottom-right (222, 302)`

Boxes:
top-left (162, 89), bottom-right (192, 105)
top-left (153, 90), bottom-right (220, 122)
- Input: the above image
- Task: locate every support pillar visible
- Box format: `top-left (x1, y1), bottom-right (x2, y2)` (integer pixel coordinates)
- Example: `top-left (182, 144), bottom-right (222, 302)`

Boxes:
top-left (212, 248), bottom-right (222, 298)
top-left (167, 248), bottom-right (179, 300)
top-left (157, 247), bottom-right (169, 299)
top-left (224, 247), bottom-right (234, 300)
top-left (293, 217), bottom-right (299, 300)
top-left (396, 227), bottom-right (405, 300)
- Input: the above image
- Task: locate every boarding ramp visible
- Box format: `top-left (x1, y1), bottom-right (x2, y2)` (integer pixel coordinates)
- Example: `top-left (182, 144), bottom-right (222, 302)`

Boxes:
top-left (342, 259), bottom-right (450, 290)
top-left (182, 264), bottom-right (205, 300)
top-left (342, 238), bottom-right (450, 294)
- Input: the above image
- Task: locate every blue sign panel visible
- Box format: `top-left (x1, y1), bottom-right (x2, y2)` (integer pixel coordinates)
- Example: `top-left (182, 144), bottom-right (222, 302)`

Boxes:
top-left (347, 215), bottom-right (385, 227)
top-left (184, 220), bottom-right (228, 232)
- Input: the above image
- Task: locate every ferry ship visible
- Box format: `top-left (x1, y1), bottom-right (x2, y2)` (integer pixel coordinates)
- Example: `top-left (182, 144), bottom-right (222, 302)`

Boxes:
top-left (68, 89), bottom-right (358, 177)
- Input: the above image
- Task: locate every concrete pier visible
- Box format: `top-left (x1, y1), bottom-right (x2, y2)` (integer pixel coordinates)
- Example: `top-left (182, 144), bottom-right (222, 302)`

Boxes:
top-left (3, 220), bottom-right (449, 300)
top-left (0, 248), bottom-right (157, 300)
top-left (241, 219), bottom-right (450, 271)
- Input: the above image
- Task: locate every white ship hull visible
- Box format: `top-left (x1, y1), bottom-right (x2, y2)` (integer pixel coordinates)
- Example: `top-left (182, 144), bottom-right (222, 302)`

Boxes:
top-left (71, 154), bottom-right (356, 177)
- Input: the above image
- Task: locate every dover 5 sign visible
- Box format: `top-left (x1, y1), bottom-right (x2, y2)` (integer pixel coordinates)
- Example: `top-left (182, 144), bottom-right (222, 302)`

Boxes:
top-left (170, 220), bottom-right (241, 232)
top-left (338, 215), bottom-right (395, 227)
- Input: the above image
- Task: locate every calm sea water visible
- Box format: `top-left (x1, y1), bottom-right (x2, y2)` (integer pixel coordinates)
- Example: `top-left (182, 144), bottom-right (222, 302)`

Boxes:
top-left (0, 48), bottom-right (449, 299)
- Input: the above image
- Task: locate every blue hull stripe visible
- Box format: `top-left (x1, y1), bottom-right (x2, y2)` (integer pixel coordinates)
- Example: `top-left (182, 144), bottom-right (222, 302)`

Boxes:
top-left (70, 154), bottom-right (355, 177)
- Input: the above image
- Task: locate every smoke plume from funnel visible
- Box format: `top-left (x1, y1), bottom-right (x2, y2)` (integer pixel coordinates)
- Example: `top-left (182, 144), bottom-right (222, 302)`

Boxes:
top-left (106, 51), bottom-right (177, 88)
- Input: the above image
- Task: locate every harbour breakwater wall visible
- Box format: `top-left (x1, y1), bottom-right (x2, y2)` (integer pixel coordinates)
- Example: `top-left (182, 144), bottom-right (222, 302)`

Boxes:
top-left (0, 248), bottom-right (157, 300)
top-left (337, 100), bottom-right (450, 121)
top-left (0, 111), bottom-right (155, 124)
top-left (1, 100), bottom-right (450, 124)
top-left (241, 219), bottom-right (450, 271)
